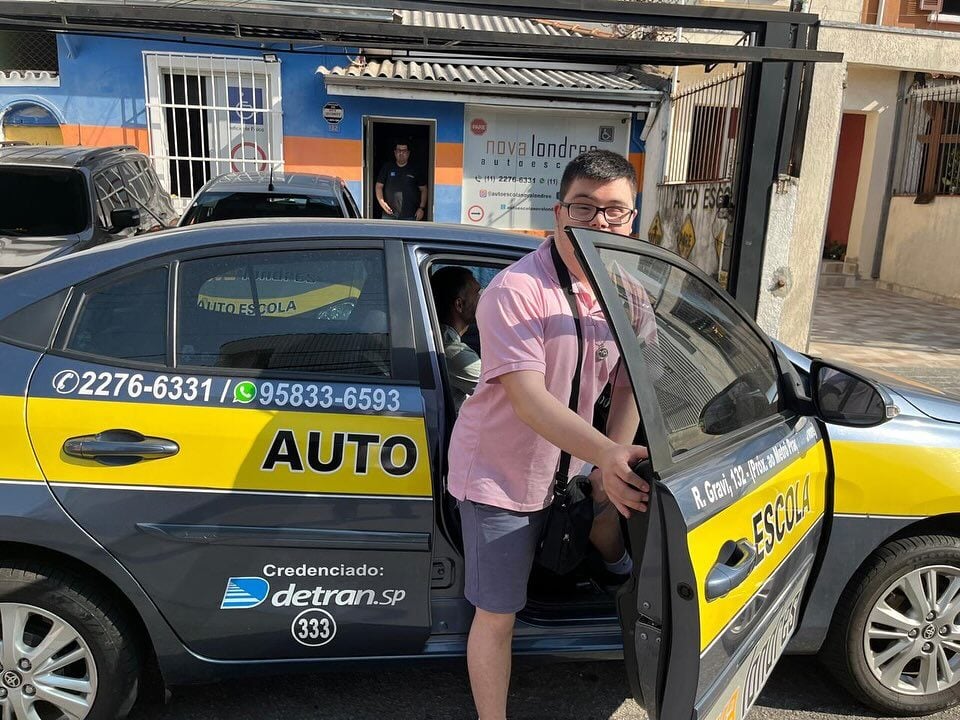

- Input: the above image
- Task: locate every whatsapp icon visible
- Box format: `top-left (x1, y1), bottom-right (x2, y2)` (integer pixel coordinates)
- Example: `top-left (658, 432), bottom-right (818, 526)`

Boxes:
top-left (234, 381), bottom-right (258, 404)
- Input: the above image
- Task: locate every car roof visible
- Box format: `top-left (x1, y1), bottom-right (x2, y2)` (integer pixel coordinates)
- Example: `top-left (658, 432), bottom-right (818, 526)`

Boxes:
top-left (0, 219), bottom-right (542, 316)
top-left (0, 144), bottom-right (144, 170)
top-left (200, 172), bottom-right (345, 196)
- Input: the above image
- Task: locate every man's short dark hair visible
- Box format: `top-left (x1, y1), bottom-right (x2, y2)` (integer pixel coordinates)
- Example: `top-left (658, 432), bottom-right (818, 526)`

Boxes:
top-left (394, 140), bottom-right (411, 151)
top-left (559, 149), bottom-right (637, 200)
top-left (431, 266), bottom-right (475, 320)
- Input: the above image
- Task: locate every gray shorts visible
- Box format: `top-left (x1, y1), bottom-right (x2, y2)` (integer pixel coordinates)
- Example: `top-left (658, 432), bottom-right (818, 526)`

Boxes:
top-left (458, 499), bottom-right (549, 614)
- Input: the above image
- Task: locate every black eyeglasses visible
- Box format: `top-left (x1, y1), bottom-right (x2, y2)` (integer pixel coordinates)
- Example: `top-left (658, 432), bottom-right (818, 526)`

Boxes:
top-left (561, 202), bottom-right (635, 226)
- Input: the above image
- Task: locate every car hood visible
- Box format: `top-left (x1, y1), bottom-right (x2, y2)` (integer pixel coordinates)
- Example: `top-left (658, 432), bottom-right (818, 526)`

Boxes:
top-left (856, 366), bottom-right (960, 424)
top-left (773, 341), bottom-right (960, 424)
top-left (0, 235), bottom-right (78, 274)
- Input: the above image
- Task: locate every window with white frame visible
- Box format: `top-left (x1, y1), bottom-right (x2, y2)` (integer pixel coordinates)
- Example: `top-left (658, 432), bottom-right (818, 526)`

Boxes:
top-left (143, 53), bottom-right (284, 205)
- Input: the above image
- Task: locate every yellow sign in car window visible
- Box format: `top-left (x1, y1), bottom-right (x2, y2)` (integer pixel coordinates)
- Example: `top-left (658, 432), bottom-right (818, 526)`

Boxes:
top-left (197, 283), bottom-right (361, 318)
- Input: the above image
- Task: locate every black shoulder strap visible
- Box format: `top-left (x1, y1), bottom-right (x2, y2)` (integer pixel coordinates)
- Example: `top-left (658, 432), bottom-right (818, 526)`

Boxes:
top-left (550, 239), bottom-right (584, 490)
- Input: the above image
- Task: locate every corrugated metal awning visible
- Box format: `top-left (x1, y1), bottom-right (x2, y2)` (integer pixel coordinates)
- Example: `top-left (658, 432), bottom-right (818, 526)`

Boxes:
top-left (320, 58), bottom-right (661, 98)
top-left (320, 11), bottom-right (665, 109)
top-left (396, 9), bottom-right (571, 35)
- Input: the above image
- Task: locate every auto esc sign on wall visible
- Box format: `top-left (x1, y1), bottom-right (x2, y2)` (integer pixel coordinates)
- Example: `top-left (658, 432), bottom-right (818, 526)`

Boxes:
top-left (462, 106), bottom-right (631, 230)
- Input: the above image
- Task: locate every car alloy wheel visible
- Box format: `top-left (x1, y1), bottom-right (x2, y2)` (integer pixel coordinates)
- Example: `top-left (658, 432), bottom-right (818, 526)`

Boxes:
top-left (0, 602), bottom-right (98, 720)
top-left (863, 564), bottom-right (960, 696)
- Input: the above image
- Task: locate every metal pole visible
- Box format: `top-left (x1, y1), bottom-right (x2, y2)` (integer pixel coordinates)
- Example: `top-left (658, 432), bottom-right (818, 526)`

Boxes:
top-left (728, 22), bottom-right (792, 316)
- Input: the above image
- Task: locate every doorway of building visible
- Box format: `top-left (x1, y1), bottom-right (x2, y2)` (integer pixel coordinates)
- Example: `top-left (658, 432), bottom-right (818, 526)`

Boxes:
top-left (363, 118), bottom-right (435, 220)
top-left (824, 113), bottom-right (867, 262)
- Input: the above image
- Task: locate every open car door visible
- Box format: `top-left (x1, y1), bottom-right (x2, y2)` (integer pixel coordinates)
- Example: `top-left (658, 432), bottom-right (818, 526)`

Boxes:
top-left (567, 227), bottom-right (831, 720)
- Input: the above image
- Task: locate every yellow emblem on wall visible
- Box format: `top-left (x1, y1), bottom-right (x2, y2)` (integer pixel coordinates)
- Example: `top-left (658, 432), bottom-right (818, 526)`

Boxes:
top-left (678, 215), bottom-right (696, 259)
top-left (647, 212), bottom-right (664, 246)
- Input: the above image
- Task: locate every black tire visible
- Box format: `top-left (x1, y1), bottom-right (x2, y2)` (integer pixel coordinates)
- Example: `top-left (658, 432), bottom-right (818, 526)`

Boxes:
top-left (821, 534), bottom-right (960, 716)
top-left (0, 561), bottom-right (139, 720)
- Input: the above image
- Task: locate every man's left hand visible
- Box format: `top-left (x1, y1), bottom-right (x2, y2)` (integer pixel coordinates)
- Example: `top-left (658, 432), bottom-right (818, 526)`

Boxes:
top-left (415, 208), bottom-right (425, 221)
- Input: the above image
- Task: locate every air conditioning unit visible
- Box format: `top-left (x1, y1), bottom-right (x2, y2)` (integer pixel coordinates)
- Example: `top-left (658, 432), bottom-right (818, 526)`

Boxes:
top-left (919, 0), bottom-right (943, 12)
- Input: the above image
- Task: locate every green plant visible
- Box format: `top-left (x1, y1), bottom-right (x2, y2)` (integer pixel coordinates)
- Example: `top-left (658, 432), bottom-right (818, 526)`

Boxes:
top-left (942, 145), bottom-right (960, 195)
top-left (823, 241), bottom-right (846, 260)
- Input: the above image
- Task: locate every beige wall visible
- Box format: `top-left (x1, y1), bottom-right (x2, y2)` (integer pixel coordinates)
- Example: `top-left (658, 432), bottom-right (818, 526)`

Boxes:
top-left (810, 0), bottom-right (865, 24)
top-left (839, 66), bottom-right (900, 275)
top-left (765, 60), bottom-right (847, 350)
top-left (880, 197), bottom-right (960, 303)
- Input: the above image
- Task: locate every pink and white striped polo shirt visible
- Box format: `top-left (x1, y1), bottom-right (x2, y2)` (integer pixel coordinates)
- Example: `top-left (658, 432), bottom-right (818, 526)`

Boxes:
top-left (446, 239), bottom-right (622, 512)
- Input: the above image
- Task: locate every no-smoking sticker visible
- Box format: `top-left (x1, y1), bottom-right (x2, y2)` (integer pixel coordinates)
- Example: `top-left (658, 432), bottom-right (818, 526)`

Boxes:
top-left (466, 205), bottom-right (485, 223)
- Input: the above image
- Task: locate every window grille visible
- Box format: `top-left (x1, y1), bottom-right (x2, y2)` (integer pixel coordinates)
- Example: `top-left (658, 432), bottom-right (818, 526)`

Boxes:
top-left (664, 70), bottom-right (745, 184)
top-left (143, 52), bottom-right (284, 205)
top-left (893, 79), bottom-right (960, 197)
top-left (0, 31), bottom-right (58, 73)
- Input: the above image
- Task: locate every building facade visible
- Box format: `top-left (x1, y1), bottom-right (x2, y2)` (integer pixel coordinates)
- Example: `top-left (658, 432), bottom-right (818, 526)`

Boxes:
top-left (0, 12), bottom-right (662, 233)
top-left (643, 0), bottom-right (960, 349)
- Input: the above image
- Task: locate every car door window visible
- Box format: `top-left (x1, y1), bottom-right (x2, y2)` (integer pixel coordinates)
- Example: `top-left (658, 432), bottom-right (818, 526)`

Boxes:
top-left (177, 248), bottom-right (391, 376)
top-left (117, 159), bottom-right (160, 231)
top-left (62, 267), bottom-right (168, 365)
top-left (595, 248), bottom-right (780, 455)
top-left (93, 165), bottom-right (134, 229)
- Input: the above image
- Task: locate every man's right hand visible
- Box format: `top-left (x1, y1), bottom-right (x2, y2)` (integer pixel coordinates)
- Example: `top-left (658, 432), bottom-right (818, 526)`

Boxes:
top-left (380, 202), bottom-right (394, 216)
top-left (596, 443), bottom-right (650, 518)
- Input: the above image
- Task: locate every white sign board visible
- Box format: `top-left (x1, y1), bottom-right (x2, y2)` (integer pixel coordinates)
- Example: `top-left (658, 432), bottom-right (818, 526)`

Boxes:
top-left (462, 106), bottom-right (631, 230)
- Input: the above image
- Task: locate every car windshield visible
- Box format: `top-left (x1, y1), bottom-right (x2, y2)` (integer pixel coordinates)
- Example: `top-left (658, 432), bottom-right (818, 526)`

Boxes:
top-left (182, 191), bottom-right (345, 224)
top-left (0, 167), bottom-right (89, 237)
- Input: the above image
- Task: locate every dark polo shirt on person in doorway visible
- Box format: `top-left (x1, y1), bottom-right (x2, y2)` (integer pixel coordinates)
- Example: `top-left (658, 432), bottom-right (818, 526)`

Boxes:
top-left (376, 162), bottom-right (425, 220)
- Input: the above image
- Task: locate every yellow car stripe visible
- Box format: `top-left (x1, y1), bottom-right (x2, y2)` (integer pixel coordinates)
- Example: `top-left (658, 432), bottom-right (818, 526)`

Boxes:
top-left (197, 284), bottom-right (360, 317)
top-left (832, 440), bottom-right (960, 517)
top-left (28, 398), bottom-right (432, 497)
top-left (686, 443), bottom-right (828, 651)
top-left (0, 395), bottom-right (44, 482)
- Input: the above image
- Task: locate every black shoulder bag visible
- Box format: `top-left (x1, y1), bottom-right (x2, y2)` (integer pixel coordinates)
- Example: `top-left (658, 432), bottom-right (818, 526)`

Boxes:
top-left (536, 240), bottom-right (595, 575)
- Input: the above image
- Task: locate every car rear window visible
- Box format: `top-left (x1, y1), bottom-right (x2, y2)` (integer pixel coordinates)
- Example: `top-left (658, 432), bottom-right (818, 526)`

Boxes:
top-left (0, 167), bottom-right (89, 236)
top-left (181, 191), bottom-right (345, 224)
top-left (177, 249), bottom-right (390, 376)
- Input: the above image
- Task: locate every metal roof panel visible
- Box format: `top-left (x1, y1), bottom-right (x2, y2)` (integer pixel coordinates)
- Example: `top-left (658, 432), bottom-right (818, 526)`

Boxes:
top-left (320, 58), bottom-right (659, 93)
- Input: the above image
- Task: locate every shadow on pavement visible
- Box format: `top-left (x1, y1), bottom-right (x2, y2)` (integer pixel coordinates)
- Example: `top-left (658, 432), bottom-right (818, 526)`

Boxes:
top-left (130, 657), bottom-right (959, 720)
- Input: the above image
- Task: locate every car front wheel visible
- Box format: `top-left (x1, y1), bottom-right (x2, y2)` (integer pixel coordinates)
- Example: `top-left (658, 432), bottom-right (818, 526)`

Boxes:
top-left (824, 534), bottom-right (960, 716)
top-left (0, 562), bottom-right (139, 720)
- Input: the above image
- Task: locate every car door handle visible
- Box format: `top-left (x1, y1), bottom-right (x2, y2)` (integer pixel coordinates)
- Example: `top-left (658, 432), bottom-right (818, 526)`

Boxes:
top-left (705, 539), bottom-right (758, 601)
top-left (63, 429), bottom-right (179, 464)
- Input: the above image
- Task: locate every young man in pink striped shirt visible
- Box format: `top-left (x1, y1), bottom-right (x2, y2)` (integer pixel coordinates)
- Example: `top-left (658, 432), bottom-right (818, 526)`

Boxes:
top-left (447, 150), bottom-right (651, 720)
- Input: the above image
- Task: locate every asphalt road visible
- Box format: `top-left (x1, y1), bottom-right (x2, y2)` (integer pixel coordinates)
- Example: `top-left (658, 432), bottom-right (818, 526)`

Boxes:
top-left (129, 656), bottom-right (958, 720)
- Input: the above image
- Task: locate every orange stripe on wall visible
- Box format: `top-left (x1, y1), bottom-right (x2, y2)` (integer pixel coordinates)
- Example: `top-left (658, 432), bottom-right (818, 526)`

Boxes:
top-left (284, 136), bottom-right (363, 182)
top-left (284, 136), bottom-right (464, 186)
top-left (436, 142), bottom-right (463, 185)
top-left (629, 152), bottom-right (646, 186)
top-left (61, 126), bottom-right (149, 152)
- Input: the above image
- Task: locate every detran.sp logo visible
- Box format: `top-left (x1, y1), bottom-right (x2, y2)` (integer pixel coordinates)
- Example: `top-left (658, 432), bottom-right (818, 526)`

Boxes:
top-left (470, 118), bottom-right (488, 136)
top-left (221, 577), bottom-right (270, 609)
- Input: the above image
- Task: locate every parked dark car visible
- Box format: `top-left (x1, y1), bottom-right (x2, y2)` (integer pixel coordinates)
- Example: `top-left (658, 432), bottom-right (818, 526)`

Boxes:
top-left (178, 171), bottom-right (362, 225)
top-left (0, 144), bottom-right (178, 275)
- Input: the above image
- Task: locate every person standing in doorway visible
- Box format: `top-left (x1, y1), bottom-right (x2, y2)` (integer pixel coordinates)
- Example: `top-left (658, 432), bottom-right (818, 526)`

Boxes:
top-left (447, 149), bottom-right (651, 720)
top-left (375, 141), bottom-right (428, 220)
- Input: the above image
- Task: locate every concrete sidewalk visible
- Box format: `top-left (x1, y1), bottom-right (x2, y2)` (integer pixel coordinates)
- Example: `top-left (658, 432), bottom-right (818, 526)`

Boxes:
top-left (807, 285), bottom-right (960, 395)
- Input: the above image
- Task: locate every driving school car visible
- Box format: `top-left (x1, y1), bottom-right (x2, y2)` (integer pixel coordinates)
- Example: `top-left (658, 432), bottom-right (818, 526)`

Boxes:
top-left (0, 219), bottom-right (958, 720)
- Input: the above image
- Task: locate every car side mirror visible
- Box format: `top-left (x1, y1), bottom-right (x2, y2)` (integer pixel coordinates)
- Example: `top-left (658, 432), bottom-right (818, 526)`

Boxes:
top-left (811, 361), bottom-right (894, 426)
top-left (109, 208), bottom-right (140, 233)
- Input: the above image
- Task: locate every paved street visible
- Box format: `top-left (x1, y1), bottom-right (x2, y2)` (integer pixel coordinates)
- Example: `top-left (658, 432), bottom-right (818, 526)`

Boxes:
top-left (130, 656), bottom-right (957, 719)
top-left (808, 285), bottom-right (960, 395)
